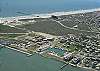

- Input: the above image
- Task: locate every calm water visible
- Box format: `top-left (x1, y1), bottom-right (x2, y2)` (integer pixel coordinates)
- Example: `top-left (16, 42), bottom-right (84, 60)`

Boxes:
top-left (0, 0), bottom-right (100, 17)
top-left (47, 48), bottom-right (66, 56)
top-left (0, 47), bottom-right (90, 71)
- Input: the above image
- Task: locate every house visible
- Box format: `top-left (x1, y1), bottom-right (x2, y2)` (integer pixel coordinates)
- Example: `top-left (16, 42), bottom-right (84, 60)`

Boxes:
top-left (63, 53), bottom-right (73, 61)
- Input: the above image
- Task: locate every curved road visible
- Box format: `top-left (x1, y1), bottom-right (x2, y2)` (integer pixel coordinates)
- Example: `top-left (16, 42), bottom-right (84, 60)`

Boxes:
top-left (50, 19), bottom-right (100, 33)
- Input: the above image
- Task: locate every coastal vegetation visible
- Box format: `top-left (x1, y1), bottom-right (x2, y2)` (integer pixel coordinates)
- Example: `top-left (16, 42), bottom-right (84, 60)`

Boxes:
top-left (16, 18), bottom-right (97, 36)
top-left (0, 24), bottom-right (26, 33)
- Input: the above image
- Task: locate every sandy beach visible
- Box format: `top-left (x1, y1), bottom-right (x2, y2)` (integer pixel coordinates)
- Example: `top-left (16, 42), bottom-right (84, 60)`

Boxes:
top-left (0, 8), bottom-right (100, 24)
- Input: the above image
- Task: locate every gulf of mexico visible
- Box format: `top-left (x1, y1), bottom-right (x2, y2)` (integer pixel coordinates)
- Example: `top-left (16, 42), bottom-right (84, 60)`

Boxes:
top-left (0, 0), bottom-right (100, 17)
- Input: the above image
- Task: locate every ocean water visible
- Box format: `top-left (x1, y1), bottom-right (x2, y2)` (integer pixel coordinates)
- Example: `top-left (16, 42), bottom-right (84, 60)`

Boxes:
top-left (0, 47), bottom-right (90, 71)
top-left (0, 0), bottom-right (100, 17)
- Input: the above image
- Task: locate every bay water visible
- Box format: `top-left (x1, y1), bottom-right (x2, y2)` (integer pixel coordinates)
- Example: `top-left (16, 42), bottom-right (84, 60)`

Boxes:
top-left (0, 47), bottom-right (90, 71)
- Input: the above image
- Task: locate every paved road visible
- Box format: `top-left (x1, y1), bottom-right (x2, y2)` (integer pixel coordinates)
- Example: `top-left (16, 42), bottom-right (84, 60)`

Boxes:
top-left (0, 33), bottom-right (27, 34)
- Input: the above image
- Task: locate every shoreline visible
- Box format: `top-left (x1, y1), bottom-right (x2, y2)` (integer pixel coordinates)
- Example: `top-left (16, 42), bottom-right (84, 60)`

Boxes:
top-left (0, 8), bottom-right (100, 23)
top-left (0, 44), bottom-right (32, 56)
top-left (5, 46), bottom-right (32, 56)
top-left (0, 44), bottom-right (97, 71)
top-left (40, 52), bottom-right (97, 71)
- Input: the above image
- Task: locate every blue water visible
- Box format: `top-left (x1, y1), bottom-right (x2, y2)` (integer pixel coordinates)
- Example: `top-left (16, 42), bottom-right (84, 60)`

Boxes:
top-left (0, 0), bottom-right (100, 17)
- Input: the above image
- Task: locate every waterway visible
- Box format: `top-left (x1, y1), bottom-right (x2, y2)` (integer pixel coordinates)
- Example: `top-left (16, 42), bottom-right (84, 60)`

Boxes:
top-left (0, 0), bottom-right (100, 17)
top-left (0, 47), bottom-right (90, 71)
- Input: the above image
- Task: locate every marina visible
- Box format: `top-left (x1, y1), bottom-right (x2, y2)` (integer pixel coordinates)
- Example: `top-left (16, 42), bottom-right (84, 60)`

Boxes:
top-left (47, 47), bottom-right (66, 56)
top-left (0, 47), bottom-right (90, 71)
